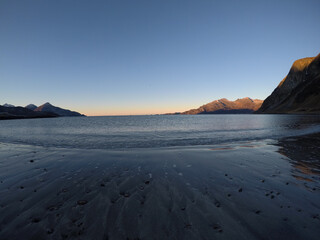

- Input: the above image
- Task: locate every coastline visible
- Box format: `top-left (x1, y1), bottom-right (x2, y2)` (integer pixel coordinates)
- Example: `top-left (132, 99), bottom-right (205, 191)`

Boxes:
top-left (0, 134), bottom-right (319, 240)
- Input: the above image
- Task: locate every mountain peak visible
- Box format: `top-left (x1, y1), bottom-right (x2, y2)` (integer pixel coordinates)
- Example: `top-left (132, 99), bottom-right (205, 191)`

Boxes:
top-left (291, 57), bottom-right (315, 72)
top-left (34, 103), bottom-right (84, 117)
top-left (3, 103), bottom-right (15, 107)
top-left (25, 104), bottom-right (38, 111)
top-left (242, 97), bottom-right (254, 102)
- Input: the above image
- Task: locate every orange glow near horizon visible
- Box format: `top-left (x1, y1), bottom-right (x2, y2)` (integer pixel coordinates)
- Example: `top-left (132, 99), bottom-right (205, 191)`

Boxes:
top-left (76, 105), bottom-right (196, 116)
top-left (60, 96), bottom-right (266, 117)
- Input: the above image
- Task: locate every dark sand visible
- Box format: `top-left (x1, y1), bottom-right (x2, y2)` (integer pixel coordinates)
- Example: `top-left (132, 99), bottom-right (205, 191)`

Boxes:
top-left (0, 136), bottom-right (320, 240)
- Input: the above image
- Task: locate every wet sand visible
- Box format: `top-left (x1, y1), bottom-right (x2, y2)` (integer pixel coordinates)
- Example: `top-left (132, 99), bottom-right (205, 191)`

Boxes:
top-left (0, 137), bottom-right (319, 240)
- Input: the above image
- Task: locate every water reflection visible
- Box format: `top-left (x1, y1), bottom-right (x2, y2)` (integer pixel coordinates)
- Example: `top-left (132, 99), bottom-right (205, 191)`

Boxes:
top-left (277, 133), bottom-right (320, 180)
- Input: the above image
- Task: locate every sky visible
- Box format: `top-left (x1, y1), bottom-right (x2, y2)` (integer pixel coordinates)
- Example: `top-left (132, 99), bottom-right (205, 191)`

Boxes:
top-left (0, 0), bottom-right (319, 116)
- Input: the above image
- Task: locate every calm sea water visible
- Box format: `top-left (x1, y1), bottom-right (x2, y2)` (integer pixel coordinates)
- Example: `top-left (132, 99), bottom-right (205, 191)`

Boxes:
top-left (0, 115), bottom-right (320, 149)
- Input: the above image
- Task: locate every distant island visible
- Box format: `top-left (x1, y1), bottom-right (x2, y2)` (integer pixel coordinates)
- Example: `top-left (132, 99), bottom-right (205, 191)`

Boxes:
top-left (257, 53), bottom-right (320, 113)
top-left (0, 102), bottom-right (84, 120)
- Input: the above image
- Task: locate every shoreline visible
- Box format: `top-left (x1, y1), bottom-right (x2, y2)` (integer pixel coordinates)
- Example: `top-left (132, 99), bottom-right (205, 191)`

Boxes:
top-left (0, 134), bottom-right (319, 239)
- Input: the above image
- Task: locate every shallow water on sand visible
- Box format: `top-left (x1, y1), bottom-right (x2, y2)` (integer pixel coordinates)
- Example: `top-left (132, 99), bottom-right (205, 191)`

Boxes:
top-left (0, 141), bottom-right (320, 240)
top-left (0, 114), bottom-right (320, 149)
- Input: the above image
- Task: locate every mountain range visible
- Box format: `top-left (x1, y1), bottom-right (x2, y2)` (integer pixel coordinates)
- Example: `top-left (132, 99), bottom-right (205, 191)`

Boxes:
top-left (0, 102), bottom-right (84, 120)
top-left (181, 98), bottom-right (263, 114)
top-left (0, 106), bottom-right (58, 120)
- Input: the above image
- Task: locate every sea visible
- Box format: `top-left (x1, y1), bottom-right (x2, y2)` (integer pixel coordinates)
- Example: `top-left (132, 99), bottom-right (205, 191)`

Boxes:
top-left (0, 114), bottom-right (320, 150)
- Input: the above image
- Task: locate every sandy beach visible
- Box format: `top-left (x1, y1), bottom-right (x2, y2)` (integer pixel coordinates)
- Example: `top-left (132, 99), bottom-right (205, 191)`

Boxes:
top-left (0, 137), bottom-right (319, 240)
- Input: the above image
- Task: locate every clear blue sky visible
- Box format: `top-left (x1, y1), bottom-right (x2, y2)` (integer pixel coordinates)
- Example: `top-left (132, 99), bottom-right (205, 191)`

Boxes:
top-left (1, 0), bottom-right (319, 115)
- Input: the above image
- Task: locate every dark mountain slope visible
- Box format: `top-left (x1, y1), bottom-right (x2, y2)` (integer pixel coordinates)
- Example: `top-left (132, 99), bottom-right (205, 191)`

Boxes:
top-left (257, 54), bottom-right (320, 113)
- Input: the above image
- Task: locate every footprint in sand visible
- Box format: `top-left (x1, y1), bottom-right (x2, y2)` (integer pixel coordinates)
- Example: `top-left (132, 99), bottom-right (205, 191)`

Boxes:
top-left (312, 214), bottom-right (319, 220)
top-left (255, 210), bottom-right (261, 214)
top-left (212, 224), bottom-right (223, 233)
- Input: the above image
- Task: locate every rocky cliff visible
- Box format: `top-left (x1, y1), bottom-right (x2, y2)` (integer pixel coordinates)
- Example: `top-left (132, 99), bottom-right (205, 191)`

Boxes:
top-left (182, 97), bottom-right (263, 114)
top-left (257, 53), bottom-right (320, 113)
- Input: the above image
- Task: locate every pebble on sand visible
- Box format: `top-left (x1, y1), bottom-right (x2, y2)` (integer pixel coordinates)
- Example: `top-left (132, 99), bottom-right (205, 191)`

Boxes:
top-left (184, 223), bottom-right (192, 229)
top-left (77, 200), bottom-right (88, 205)
top-left (124, 193), bottom-right (130, 198)
top-left (31, 217), bottom-right (41, 223)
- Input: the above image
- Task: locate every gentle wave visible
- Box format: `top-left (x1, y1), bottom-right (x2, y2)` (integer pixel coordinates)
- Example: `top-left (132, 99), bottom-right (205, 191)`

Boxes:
top-left (0, 115), bottom-right (320, 149)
